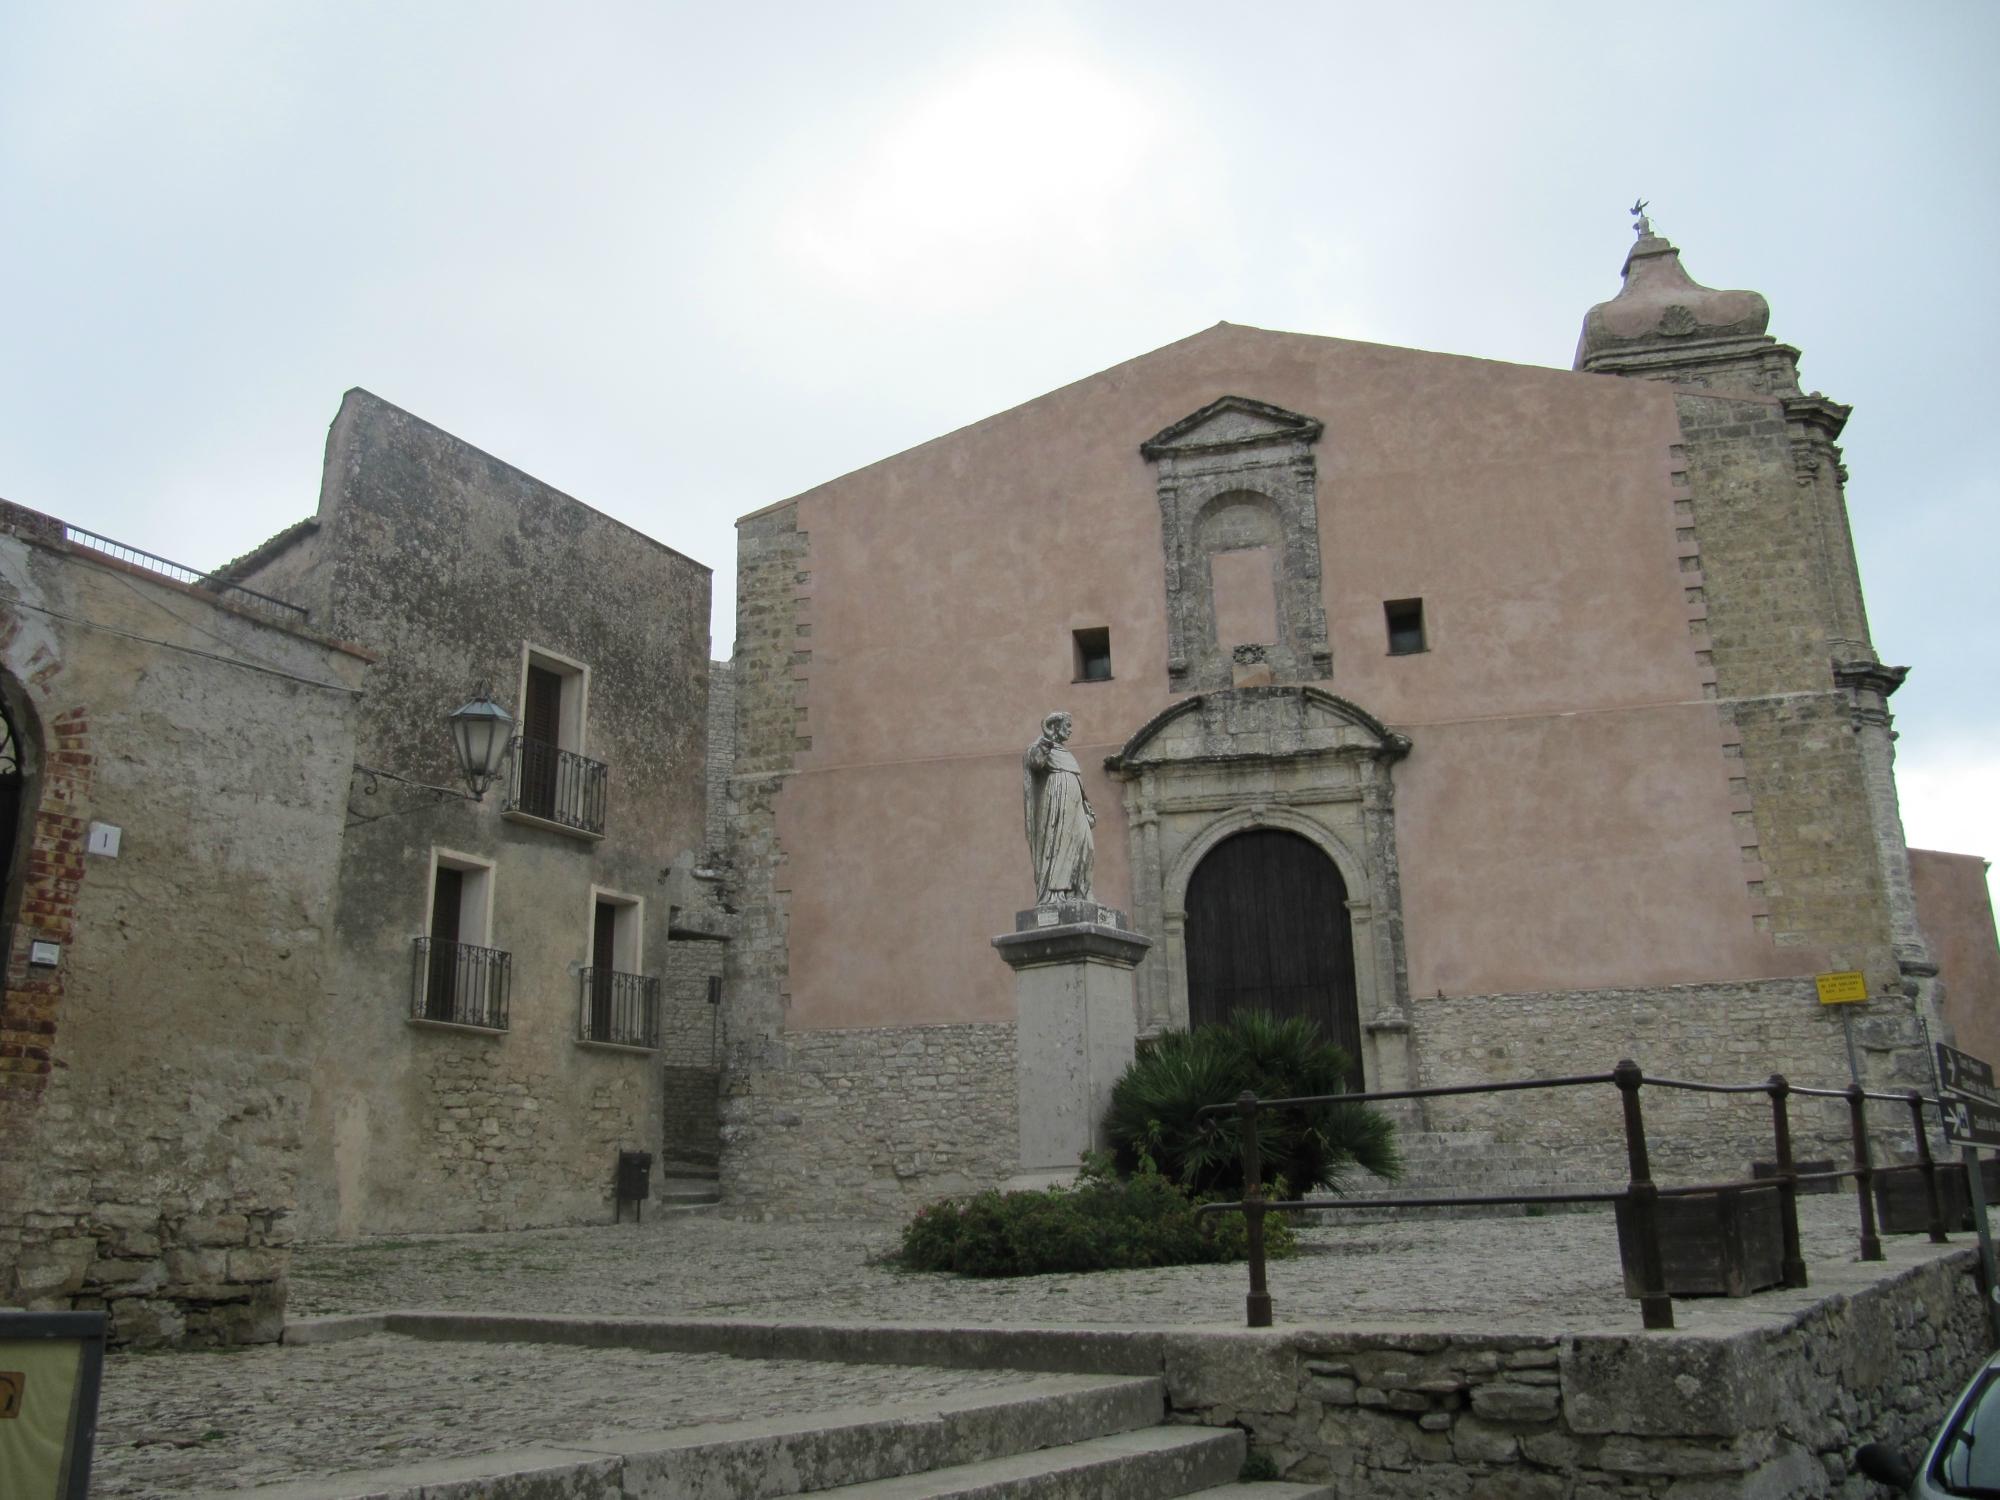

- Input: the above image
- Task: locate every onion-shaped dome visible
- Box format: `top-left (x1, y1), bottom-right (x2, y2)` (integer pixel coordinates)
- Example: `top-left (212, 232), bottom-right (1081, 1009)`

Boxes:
top-left (1575, 219), bottom-right (1770, 370)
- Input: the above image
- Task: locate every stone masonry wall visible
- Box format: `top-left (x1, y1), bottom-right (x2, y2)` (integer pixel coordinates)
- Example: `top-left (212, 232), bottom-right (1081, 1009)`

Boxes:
top-left (1673, 394), bottom-right (1898, 993)
top-left (0, 516), bottom-right (361, 1345)
top-left (1412, 979), bottom-right (1931, 1185)
top-left (725, 502), bottom-right (811, 1054)
top-left (1171, 1247), bottom-right (1986, 1496)
top-left (719, 1024), bottom-right (1017, 1219)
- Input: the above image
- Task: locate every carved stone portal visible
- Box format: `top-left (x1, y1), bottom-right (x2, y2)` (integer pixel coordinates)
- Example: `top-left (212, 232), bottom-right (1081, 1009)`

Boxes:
top-left (1105, 685), bottom-right (1415, 1092)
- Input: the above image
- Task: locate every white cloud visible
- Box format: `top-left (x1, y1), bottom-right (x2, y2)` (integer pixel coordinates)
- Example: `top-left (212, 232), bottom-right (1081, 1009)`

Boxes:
top-left (1898, 742), bottom-right (2000, 909)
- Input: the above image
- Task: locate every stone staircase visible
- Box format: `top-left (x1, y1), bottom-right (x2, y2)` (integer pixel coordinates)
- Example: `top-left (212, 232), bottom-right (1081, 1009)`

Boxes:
top-left (261, 1371), bottom-right (1329, 1498)
top-left (655, 1159), bottom-right (722, 1215)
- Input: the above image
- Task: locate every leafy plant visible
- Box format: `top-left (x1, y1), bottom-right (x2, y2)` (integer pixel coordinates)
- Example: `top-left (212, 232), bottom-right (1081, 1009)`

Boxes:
top-left (1104, 1011), bottom-right (1400, 1199)
top-left (897, 1156), bottom-right (1295, 1277)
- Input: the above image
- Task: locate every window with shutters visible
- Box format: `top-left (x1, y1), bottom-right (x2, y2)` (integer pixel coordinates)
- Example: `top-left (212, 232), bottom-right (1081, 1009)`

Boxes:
top-left (502, 644), bottom-right (608, 837)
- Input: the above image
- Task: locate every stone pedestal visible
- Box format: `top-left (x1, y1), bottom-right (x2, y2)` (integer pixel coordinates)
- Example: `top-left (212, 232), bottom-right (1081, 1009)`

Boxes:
top-left (992, 902), bottom-right (1152, 1188)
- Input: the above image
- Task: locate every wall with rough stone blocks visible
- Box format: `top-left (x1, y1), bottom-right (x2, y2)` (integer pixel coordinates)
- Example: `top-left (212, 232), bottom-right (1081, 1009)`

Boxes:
top-left (1412, 979), bottom-right (1930, 1182)
top-left (231, 390), bottom-right (712, 1240)
top-left (1167, 1248), bottom-right (1987, 1496)
top-left (0, 508), bottom-right (361, 1344)
top-left (1673, 392), bottom-right (1899, 993)
top-left (719, 1024), bottom-right (1016, 1219)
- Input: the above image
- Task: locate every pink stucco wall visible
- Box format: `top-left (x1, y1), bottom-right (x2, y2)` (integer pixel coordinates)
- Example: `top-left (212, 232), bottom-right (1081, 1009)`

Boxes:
top-left (1914, 848), bottom-right (2000, 1067)
top-left (756, 322), bottom-right (1802, 1029)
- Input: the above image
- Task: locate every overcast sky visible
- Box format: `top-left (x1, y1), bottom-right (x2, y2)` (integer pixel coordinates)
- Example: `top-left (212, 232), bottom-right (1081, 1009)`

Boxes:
top-left (3, 2), bottom-right (1995, 881)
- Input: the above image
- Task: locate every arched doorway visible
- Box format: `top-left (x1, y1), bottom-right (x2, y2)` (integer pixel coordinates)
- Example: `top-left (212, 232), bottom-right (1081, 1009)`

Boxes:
top-left (1184, 829), bottom-right (1362, 1077)
top-left (0, 687), bottom-right (28, 970)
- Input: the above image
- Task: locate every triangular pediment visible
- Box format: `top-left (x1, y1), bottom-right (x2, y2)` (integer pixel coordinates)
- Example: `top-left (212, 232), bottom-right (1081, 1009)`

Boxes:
top-left (1140, 396), bottom-right (1324, 460)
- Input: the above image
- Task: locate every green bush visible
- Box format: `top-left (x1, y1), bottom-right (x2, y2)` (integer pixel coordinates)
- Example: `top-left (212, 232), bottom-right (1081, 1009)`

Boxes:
top-left (1104, 1011), bottom-right (1400, 1200)
top-left (897, 1157), bottom-right (1295, 1277)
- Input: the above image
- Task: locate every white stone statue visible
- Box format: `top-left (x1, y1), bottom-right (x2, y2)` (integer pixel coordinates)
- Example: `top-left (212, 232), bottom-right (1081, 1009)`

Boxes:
top-left (1023, 710), bottom-right (1095, 904)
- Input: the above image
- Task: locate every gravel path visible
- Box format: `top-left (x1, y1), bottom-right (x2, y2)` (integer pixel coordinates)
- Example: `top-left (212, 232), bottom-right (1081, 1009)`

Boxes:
top-left (92, 1198), bottom-right (1892, 1494)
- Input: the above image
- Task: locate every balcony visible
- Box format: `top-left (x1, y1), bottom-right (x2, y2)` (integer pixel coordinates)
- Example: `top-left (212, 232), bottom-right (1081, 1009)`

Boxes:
top-left (578, 968), bottom-right (660, 1049)
top-left (411, 938), bottom-right (511, 1030)
top-left (503, 736), bottom-right (607, 837)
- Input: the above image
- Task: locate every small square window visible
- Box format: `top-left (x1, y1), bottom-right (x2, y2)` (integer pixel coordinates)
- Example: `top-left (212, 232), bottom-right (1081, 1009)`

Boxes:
top-left (1385, 599), bottom-right (1426, 656)
top-left (1072, 627), bottom-right (1112, 682)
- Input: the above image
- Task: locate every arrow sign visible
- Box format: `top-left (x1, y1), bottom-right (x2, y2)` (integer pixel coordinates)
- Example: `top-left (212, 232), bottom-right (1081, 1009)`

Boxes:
top-left (1943, 1095), bottom-right (2000, 1151)
top-left (1938, 1043), bottom-right (2000, 1107)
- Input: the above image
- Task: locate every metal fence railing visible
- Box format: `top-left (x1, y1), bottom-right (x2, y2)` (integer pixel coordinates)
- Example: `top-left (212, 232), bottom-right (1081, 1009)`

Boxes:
top-left (1199, 1061), bottom-right (1956, 1331)
top-left (410, 938), bottom-right (512, 1031)
top-left (61, 524), bottom-right (309, 626)
top-left (578, 968), bottom-right (660, 1049)
top-left (504, 736), bottom-right (608, 835)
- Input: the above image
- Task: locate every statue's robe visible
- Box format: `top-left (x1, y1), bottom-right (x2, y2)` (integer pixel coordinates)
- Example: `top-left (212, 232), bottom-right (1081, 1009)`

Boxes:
top-left (1023, 739), bottom-right (1093, 904)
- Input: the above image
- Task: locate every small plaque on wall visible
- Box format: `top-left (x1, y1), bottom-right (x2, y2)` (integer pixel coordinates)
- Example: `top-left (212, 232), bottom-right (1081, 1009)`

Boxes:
top-left (26, 942), bottom-right (59, 969)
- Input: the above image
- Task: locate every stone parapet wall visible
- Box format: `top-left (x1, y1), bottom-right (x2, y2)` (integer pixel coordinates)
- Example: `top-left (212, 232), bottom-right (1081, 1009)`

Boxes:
top-left (719, 1023), bottom-right (1016, 1219)
top-left (1412, 979), bottom-right (1932, 1182)
top-left (1169, 1247), bottom-right (1986, 1496)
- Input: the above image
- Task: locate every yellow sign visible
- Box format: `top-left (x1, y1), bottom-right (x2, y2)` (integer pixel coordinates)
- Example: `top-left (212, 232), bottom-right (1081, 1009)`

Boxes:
top-left (1816, 971), bottom-right (1869, 1005)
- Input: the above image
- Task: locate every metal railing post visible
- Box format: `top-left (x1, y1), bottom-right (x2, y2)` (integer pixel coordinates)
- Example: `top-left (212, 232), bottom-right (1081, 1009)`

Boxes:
top-left (1768, 1074), bottom-right (1808, 1289)
top-left (1848, 1083), bottom-right (1884, 1261)
top-left (1909, 1090), bottom-right (1948, 1244)
top-left (1614, 1060), bottom-right (1674, 1330)
top-left (1237, 1090), bottom-right (1272, 1329)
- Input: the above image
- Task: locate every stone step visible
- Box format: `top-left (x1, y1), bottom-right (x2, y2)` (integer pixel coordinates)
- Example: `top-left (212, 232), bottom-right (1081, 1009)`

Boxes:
top-left (1184, 1485), bottom-right (1334, 1499)
top-left (810, 1424), bottom-right (1244, 1498)
top-left (622, 1374), bottom-right (1169, 1499)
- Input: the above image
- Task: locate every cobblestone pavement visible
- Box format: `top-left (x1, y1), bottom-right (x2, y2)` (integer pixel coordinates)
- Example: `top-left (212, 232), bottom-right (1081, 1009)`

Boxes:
top-left (95, 1198), bottom-right (1884, 1494)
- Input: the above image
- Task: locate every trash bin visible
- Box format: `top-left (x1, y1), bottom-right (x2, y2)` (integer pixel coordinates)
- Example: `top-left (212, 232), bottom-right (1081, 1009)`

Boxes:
top-left (615, 1149), bottom-right (653, 1222)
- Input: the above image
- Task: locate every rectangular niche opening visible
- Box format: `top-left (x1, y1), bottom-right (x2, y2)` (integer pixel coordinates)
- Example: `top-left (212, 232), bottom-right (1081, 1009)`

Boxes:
top-left (1385, 598), bottom-right (1427, 655)
top-left (1072, 627), bottom-right (1112, 682)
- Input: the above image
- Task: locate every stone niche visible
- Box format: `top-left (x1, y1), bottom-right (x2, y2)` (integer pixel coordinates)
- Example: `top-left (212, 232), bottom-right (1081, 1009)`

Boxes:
top-left (1105, 685), bottom-right (1415, 1091)
top-left (1141, 396), bottom-right (1333, 693)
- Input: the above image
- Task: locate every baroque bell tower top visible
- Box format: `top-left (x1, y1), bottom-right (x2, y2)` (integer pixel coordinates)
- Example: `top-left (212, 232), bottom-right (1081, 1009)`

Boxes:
top-left (1574, 206), bottom-right (1801, 398)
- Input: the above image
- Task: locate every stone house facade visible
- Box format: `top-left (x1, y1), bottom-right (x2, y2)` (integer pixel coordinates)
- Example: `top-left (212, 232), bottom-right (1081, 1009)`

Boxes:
top-left (223, 390), bottom-right (724, 1238)
top-left (715, 224), bottom-right (1980, 1214)
top-left (0, 500), bottom-right (364, 1344)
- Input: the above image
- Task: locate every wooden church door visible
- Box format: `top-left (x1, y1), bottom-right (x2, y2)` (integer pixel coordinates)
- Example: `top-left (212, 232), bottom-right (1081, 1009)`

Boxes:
top-left (1184, 829), bottom-right (1362, 1078)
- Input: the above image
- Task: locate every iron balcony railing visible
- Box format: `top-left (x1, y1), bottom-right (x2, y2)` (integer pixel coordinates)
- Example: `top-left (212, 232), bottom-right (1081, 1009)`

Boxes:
top-left (61, 524), bottom-right (310, 626)
top-left (503, 736), bottom-right (607, 835)
top-left (411, 938), bottom-right (511, 1030)
top-left (578, 968), bottom-right (660, 1049)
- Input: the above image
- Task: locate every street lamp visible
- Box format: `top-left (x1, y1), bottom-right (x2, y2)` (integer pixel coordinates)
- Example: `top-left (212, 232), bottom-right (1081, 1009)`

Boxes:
top-left (445, 691), bottom-right (515, 801)
top-left (352, 690), bottom-right (516, 812)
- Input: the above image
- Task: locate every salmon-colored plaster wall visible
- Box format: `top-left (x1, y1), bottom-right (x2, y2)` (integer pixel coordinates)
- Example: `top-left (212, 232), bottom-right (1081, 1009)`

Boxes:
top-left (1914, 848), bottom-right (2000, 1067)
top-left (761, 323), bottom-right (1795, 1028)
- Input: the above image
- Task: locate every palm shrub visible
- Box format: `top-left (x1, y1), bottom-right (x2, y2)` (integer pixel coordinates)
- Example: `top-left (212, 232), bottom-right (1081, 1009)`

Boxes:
top-left (1104, 1011), bottom-right (1400, 1199)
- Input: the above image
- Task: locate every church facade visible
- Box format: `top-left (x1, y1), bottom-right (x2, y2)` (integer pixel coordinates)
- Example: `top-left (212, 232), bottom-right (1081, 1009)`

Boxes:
top-left (715, 224), bottom-right (1945, 1212)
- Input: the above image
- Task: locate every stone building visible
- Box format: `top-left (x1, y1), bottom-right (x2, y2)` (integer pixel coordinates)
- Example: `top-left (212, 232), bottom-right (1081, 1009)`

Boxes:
top-left (0, 500), bottom-right (364, 1343)
top-left (715, 222), bottom-right (1987, 1214)
top-left (222, 389), bottom-right (724, 1239)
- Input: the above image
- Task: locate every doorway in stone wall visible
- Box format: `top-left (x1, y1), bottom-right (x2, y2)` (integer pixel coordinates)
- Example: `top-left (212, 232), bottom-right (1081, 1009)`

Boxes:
top-left (1184, 828), bottom-right (1362, 1080)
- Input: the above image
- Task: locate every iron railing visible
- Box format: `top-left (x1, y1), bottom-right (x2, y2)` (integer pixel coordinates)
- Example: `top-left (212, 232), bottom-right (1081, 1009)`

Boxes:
top-left (1200, 1062), bottom-right (1958, 1332)
top-left (410, 937), bottom-right (511, 1030)
top-left (62, 524), bottom-right (310, 626)
top-left (578, 968), bottom-right (660, 1049)
top-left (504, 736), bottom-right (607, 835)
